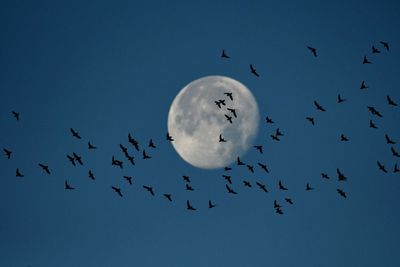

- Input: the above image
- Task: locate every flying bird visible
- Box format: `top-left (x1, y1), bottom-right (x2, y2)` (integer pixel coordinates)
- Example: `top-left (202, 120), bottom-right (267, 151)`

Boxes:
top-left (250, 64), bottom-right (259, 77)
top-left (340, 134), bottom-right (349, 142)
top-left (11, 111), bottom-right (20, 121)
top-left (224, 114), bottom-right (233, 124)
top-left (372, 45), bottom-right (380, 53)
top-left (222, 175), bottom-right (232, 184)
top-left (16, 168), bottom-right (24, 177)
top-left (243, 180), bottom-right (252, 188)
top-left (128, 133), bottom-right (140, 151)
top-left (380, 41), bottom-right (389, 51)
top-left (164, 194), bottom-right (172, 202)
top-left (275, 128), bottom-right (284, 137)
top-left (391, 147), bottom-right (400, 158)
top-left (143, 185), bottom-right (155, 196)
top-left (258, 162), bottom-right (269, 173)
top-left (227, 108), bottom-right (237, 118)
top-left (336, 189), bottom-right (347, 199)
top-left (226, 184), bottom-right (238, 194)
top-left (38, 163), bottom-right (51, 175)
top-left (363, 55), bottom-right (371, 64)
top-left (111, 156), bottom-right (123, 169)
top-left (377, 161), bottom-right (387, 173)
top-left (111, 186), bottom-right (123, 197)
top-left (224, 92), bottom-right (233, 101)
top-left (387, 96), bottom-right (397, 106)
top-left (123, 176), bottom-right (133, 185)
top-left (185, 184), bottom-right (194, 191)
top-left (65, 180), bottom-right (74, 190)
top-left (224, 167), bottom-right (232, 171)
top-left (314, 100), bottom-right (326, 112)
top-left (186, 200), bottom-right (196, 211)
top-left (274, 200), bottom-right (282, 209)
top-left (385, 134), bottom-right (396, 145)
top-left (246, 164), bottom-right (254, 173)
top-left (182, 175), bottom-right (191, 183)
top-left (278, 180), bottom-right (288, 190)
top-left (142, 150), bottom-right (151, 159)
top-left (88, 170), bottom-right (95, 180)
top-left (126, 155), bottom-right (135, 165)
top-left (306, 117), bottom-right (315, 125)
top-left (208, 200), bottom-right (217, 209)
top-left (237, 156), bottom-right (245, 166)
top-left (394, 163), bottom-right (399, 173)
top-left (88, 141), bottom-right (97, 149)
top-left (3, 148), bottom-right (12, 159)
top-left (265, 116), bottom-right (274, 124)
top-left (306, 182), bottom-right (313, 191)
top-left (367, 106), bottom-right (382, 118)
top-left (256, 182), bottom-right (268, 193)
top-left (321, 173), bottom-right (330, 180)
top-left (219, 134), bottom-right (226, 142)
top-left (254, 145), bottom-right (263, 154)
top-left (285, 198), bottom-right (294, 205)
top-left (119, 144), bottom-right (128, 154)
top-left (73, 152), bottom-right (83, 165)
top-left (369, 120), bottom-right (378, 129)
top-left (307, 46), bottom-right (317, 57)
top-left (270, 134), bottom-right (280, 141)
top-left (148, 139), bottom-right (156, 148)
top-left (70, 128), bottom-right (81, 139)
top-left (275, 207), bottom-right (284, 215)
top-left (360, 81), bottom-right (368, 90)
top-left (337, 94), bottom-right (346, 103)
top-left (337, 168), bottom-right (347, 181)
top-left (166, 133), bottom-right (174, 142)
top-left (221, 49), bottom-right (230, 59)
top-left (215, 99), bottom-right (226, 108)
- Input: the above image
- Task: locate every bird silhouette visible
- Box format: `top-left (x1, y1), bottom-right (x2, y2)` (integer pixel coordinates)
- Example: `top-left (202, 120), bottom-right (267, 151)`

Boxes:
top-left (340, 134), bottom-right (349, 142)
top-left (142, 150), bottom-right (151, 159)
top-left (314, 100), bottom-right (326, 112)
top-left (250, 64), bottom-right (259, 77)
top-left (254, 145), bottom-right (263, 154)
top-left (274, 200), bottom-right (282, 209)
top-left (372, 45), bottom-right (380, 53)
top-left (111, 186), bottom-right (123, 197)
top-left (265, 116), bottom-right (274, 124)
top-left (387, 96), bottom-right (397, 106)
top-left (224, 92), bottom-right (233, 101)
top-left (363, 55), bottom-right (371, 64)
top-left (219, 134), bottom-right (226, 142)
top-left (275, 128), bottom-right (284, 137)
top-left (246, 164), bottom-right (254, 173)
top-left (278, 180), bottom-right (288, 190)
top-left (182, 175), bottom-right (191, 183)
top-left (391, 147), bottom-right (400, 158)
top-left (38, 163), bottom-right (51, 174)
top-left (306, 182), bottom-right (313, 191)
top-left (367, 106), bottom-right (382, 118)
top-left (148, 139), bottom-right (156, 148)
top-left (307, 46), bottom-right (317, 57)
top-left (186, 200), bottom-right (196, 211)
top-left (306, 117), bottom-right (315, 125)
top-left (123, 176), bottom-right (133, 185)
top-left (377, 161), bottom-right (387, 173)
top-left (285, 198), bottom-right (294, 205)
top-left (3, 148), bottom-right (12, 159)
top-left (394, 163), bottom-right (399, 173)
top-left (73, 152), bottom-right (83, 165)
top-left (227, 108), bottom-right (237, 118)
top-left (243, 180), bottom-right (252, 188)
top-left (119, 144), bottom-right (128, 154)
top-left (88, 141), bottom-right (97, 149)
top-left (321, 173), bottom-right (330, 180)
top-left (221, 49), bottom-right (230, 58)
top-left (70, 128), bottom-right (81, 139)
top-left (126, 155), bottom-right (135, 165)
top-left (111, 156), bottom-right (123, 169)
top-left (337, 168), bottom-right (347, 181)
top-left (380, 41), bottom-right (389, 51)
top-left (208, 200), bottom-right (217, 209)
top-left (370, 120), bottom-right (378, 129)
top-left (222, 175), bottom-right (232, 184)
top-left (258, 162), bottom-right (269, 173)
top-left (237, 156), bottom-right (245, 166)
top-left (256, 181), bottom-right (268, 192)
top-left (226, 184), bottom-right (238, 194)
top-left (224, 167), bottom-right (232, 171)
top-left (143, 185), bottom-right (155, 196)
top-left (336, 189), bottom-right (347, 198)
top-left (166, 133), bottom-right (174, 142)
top-left (16, 168), bottom-right (24, 177)
top-left (271, 134), bottom-right (280, 141)
top-left (337, 94), bottom-right (346, 103)
top-left (360, 81), bottom-right (368, 90)
top-left (65, 180), bottom-right (74, 190)
top-left (11, 111), bottom-right (20, 121)
top-left (275, 207), bottom-right (284, 215)
top-left (164, 194), bottom-right (172, 202)
top-left (385, 134), bottom-right (396, 145)
top-left (185, 184), bottom-right (194, 191)
top-left (225, 114), bottom-right (233, 124)
top-left (88, 170), bottom-right (95, 180)
top-left (128, 133), bottom-right (140, 151)
top-left (215, 100), bottom-right (226, 108)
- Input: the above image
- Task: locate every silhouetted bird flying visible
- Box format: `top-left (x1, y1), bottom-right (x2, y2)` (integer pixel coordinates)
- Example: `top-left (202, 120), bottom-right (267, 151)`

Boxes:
top-left (73, 152), bottom-right (83, 165)
top-left (314, 100), bottom-right (326, 112)
top-left (243, 180), bottom-right (252, 188)
top-left (166, 133), bottom-right (174, 141)
top-left (120, 144), bottom-right (128, 154)
top-left (247, 164), bottom-right (254, 173)
top-left (227, 108), bottom-right (237, 118)
top-left (225, 114), bottom-right (233, 124)
top-left (70, 128), bottom-right (81, 139)
top-left (148, 139), bottom-right (156, 148)
top-left (182, 175), bottom-right (191, 183)
top-left (337, 94), bottom-right (346, 103)
top-left (126, 155), bottom-right (135, 165)
top-left (372, 45), bottom-right (380, 54)
top-left (208, 200), bottom-right (216, 209)
top-left (337, 168), bottom-right (347, 181)
top-left (336, 188), bottom-right (347, 198)
top-left (164, 194), bottom-right (172, 202)
top-left (224, 167), bottom-right (232, 171)
top-left (274, 200), bottom-right (282, 209)
top-left (370, 120), bottom-right (378, 129)
top-left (265, 116), bottom-right (274, 124)
top-left (123, 176), bottom-right (133, 185)
top-left (285, 198), bottom-right (294, 205)
top-left (385, 134), bottom-right (396, 145)
top-left (254, 145), bottom-right (263, 154)
top-left (377, 161), bottom-right (387, 173)
top-left (271, 134), bottom-right (280, 141)
top-left (65, 180), bottom-right (74, 190)
top-left (185, 184), bottom-right (194, 191)
top-left (112, 156), bottom-right (123, 168)
top-left (394, 163), bottom-right (399, 173)
top-left (226, 184), bottom-right (238, 194)
top-left (387, 96), bottom-right (397, 106)
top-left (360, 81), bottom-right (368, 90)
top-left (224, 92), bottom-right (233, 101)
top-left (88, 141), bottom-right (96, 149)
top-left (142, 150), bottom-right (151, 159)
top-left (306, 182), bottom-right (313, 191)
top-left (380, 41), bottom-right (389, 51)
top-left (306, 117), bottom-right (315, 125)
top-left (363, 55), bottom-right (371, 64)
top-left (186, 200), bottom-right (196, 211)
top-left (222, 175), bottom-right (232, 184)
top-left (143, 185), bottom-right (155, 196)
top-left (391, 147), bottom-right (400, 158)
top-left (307, 46), bottom-right (317, 57)
top-left (219, 134), bottom-right (226, 142)
top-left (250, 64), bottom-right (259, 77)
top-left (275, 128), bottom-right (284, 137)
top-left (256, 181), bottom-right (268, 192)
top-left (38, 163), bottom-right (50, 174)
top-left (111, 186), bottom-right (123, 197)
top-left (258, 162), bottom-right (269, 173)
top-left (275, 207), bottom-right (284, 215)
top-left (11, 111), bottom-right (20, 121)
top-left (3, 149), bottom-right (12, 159)
top-left (128, 133), bottom-right (140, 151)
top-left (321, 173), bottom-right (330, 179)
top-left (367, 106), bottom-right (382, 118)
top-left (278, 180), bottom-right (288, 190)
top-left (215, 99), bottom-right (226, 108)
top-left (340, 134), bottom-right (349, 142)
top-left (88, 170), bottom-right (95, 180)
top-left (237, 156), bottom-right (245, 166)
top-left (221, 49), bottom-right (230, 58)
top-left (16, 168), bottom-right (24, 177)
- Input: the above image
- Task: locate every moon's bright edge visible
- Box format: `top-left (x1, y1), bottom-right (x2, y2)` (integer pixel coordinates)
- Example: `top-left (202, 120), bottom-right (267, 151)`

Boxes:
top-left (167, 76), bottom-right (260, 169)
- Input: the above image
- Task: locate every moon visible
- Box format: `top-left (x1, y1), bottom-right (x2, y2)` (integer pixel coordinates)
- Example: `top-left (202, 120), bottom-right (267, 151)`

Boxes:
top-left (167, 76), bottom-right (260, 169)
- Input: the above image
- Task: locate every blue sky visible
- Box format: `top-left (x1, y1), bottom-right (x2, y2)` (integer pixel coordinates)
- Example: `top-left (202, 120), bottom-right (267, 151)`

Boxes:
top-left (1, 1), bottom-right (399, 266)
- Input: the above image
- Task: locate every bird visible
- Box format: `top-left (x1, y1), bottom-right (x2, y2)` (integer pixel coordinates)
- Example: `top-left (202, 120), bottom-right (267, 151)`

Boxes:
top-left (88, 170), bottom-right (95, 180)
top-left (142, 150), bottom-right (151, 159)
top-left (166, 133), bottom-right (174, 142)
top-left (111, 186), bottom-right (123, 197)
top-left (265, 116), bottom-right (274, 124)
top-left (314, 100), bottom-right (326, 112)
top-left (275, 128), bottom-right (284, 137)
top-left (70, 128), bottom-right (81, 139)
top-left (274, 200), bottom-right (282, 209)
top-left (123, 176), bottom-right (133, 185)
top-left (226, 184), bottom-right (238, 194)
top-left (186, 200), bottom-right (196, 211)
top-left (88, 141), bottom-right (97, 149)
top-left (148, 139), bottom-right (156, 148)
top-left (237, 156), bottom-right (245, 166)
top-left (12, 111), bottom-right (20, 121)
top-left (380, 41), bottom-right (389, 51)
top-left (370, 120), bottom-right (378, 129)
top-left (246, 164), bottom-right (254, 173)
top-left (372, 45), bottom-right (380, 53)
top-left (285, 198), bottom-right (294, 205)
top-left (270, 134), bottom-right (280, 141)
top-left (321, 173), bottom-right (330, 180)
top-left (391, 147), bottom-right (400, 158)
top-left (215, 99), bottom-right (226, 108)
top-left (306, 117), bottom-right (315, 125)
top-left (278, 180), bottom-right (288, 190)
top-left (258, 162), bottom-right (269, 173)
top-left (385, 134), bottom-right (396, 145)
top-left (360, 81), bottom-right (368, 90)
top-left (224, 114), bottom-right (233, 124)
top-left (128, 133), bottom-right (140, 151)
top-left (224, 92), bottom-right (233, 101)
top-left (387, 96), bottom-right (397, 106)
top-left (221, 49), bottom-right (230, 58)
top-left (208, 200), bottom-right (216, 209)
top-left (337, 168), bottom-right (347, 181)
top-left (256, 182), bottom-right (268, 192)
top-left (254, 145), bottom-right (263, 154)
top-left (219, 134), bottom-right (226, 142)
top-left (111, 156), bottom-right (123, 169)
top-left (243, 180), bottom-right (252, 188)
top-left (65, 180), bottom-right (74, 190)
top-left (224, 167), bottom-right (232, 171)
top-left (3, 148), bottom-right (12, 159)
top-left (394, 163), bottom-right (399, 173)
top-left (38, 163), bottom-right (51, 174)
top-left (363, 55), bottom-right (371, 64)
top-left (185, 184), bottom-right (194, 191)
top-left (164, 194), bottom-right (172, 202)
top-left (377, 161), bottom-right (387, 173)
top-left (222, 175), bottom-right (232, 184)
top-left (250, 64), bottom-right (259, 77)
top-left (340, 134), bottom-right (349, 142)
top-left (307, 46), bottom-right (317, 57)
top-left (337, 94), bottom-right (346, 103)
top-left (126, 155), bottom-right (135, 165)
top-left (306, 183), bottom-right (313, 191)
top-left (182, 175), bottom-right (191, 183)
top-left (275, 207), bottom-right (284, 215)
top-left (227, 108), bottom-right (237, 118)
top-left (367, 106), bottom-right (382, 118)
top-left (72, 152), bottom-right (83, 165)
top-left (336, 189), bottom-right (347, 198)
top-left (16, 168), bottom-right (24, 177)
top-left (143, 185), bottom-right (155, 196)
top-left (119, 144), bottom-right (128, 155)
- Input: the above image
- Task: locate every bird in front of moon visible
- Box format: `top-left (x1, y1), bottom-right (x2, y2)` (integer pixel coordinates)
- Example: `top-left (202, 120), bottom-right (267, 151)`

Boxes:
top-left (167, 76), bottom-right (260, 169)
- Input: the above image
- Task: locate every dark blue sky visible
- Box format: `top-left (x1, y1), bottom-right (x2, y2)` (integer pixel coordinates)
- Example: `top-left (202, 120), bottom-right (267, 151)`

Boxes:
top-left (1, 1), bottom-right (400, 266)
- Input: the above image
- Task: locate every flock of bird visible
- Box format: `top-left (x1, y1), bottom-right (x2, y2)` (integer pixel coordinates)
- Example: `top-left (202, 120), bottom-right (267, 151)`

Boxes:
top-left (2, 42), bottom-right (398, 215)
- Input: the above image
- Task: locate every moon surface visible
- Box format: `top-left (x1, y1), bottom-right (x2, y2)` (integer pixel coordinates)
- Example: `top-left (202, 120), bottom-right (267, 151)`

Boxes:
top-left (167, 76), bottom-right (260, 169)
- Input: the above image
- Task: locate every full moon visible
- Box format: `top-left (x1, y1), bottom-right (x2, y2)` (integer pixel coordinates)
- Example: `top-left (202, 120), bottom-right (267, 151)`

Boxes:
top-left (167, 76), bottom-right (260, 169)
